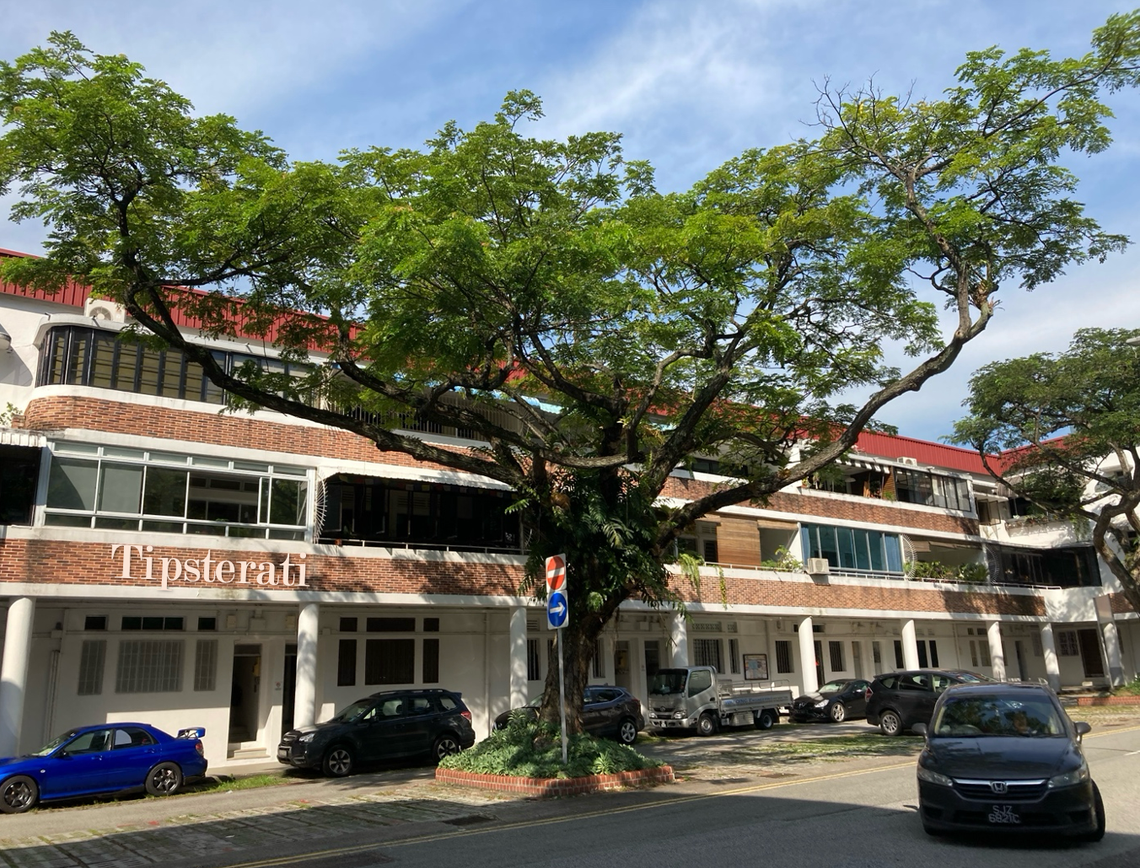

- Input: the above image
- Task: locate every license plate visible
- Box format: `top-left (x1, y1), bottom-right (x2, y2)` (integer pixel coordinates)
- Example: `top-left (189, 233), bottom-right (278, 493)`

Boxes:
top-left (988, 805), bottom-right (1020, 825)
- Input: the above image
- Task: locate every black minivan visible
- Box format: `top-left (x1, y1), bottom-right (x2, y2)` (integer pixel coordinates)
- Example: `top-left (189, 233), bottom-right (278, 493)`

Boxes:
top-left (914, 682), bottom-right (1104, 840)
top-left (278, 688), bottom-right (475, 776)
top-left (865, 669), bottom-right (990, 736)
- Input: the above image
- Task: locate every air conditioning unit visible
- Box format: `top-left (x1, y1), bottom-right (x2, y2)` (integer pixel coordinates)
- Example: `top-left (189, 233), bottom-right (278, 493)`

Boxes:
top-left (898, 456), bottom-right (918, 466)
top-left (84, 296), bottom-right (128, 323)
top-left (806, 558), bottom-right (830, 575)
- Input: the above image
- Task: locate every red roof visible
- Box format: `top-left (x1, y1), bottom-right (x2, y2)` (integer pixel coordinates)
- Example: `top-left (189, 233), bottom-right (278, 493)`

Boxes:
top-left (0, 248), bottom-right (348, 349)
top-left (854, 430), bottom-right (990, 474)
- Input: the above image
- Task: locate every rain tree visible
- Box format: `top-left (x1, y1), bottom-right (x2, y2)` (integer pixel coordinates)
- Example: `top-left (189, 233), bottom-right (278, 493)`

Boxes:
top-left (953, 328), bottom-right (1140, 613)
top-left (2, 15), bottom-right (1140, 729)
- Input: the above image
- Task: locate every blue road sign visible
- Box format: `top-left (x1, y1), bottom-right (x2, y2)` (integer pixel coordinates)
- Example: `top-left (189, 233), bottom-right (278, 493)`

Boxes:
top-left (547, 590), bottom-right (568, 629)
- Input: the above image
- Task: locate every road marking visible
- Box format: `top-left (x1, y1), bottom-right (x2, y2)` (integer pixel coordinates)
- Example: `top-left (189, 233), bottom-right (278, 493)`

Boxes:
top-left (216, 723), bottom-right (1140, 868)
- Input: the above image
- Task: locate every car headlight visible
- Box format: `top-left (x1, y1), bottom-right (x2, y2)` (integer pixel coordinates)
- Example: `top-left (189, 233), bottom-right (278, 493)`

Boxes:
top-left (674, 711), bottom-right (684, 720)
top-left (814, 699), bottom-right (830, 708)
top-left (1048, 762), bottom-right (1089, 788)
top-left (916, 766), bottom-right (954, 787)
top-left (298, 732), bottom-right (316, 743)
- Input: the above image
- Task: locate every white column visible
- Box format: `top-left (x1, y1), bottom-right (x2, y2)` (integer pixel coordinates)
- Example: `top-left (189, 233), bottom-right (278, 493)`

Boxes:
top-left (1039, 623), bottom-right (1061, 690)
top-left (670, 614), bottom-right (689, 667)
top-left (0, 598), bottom-right (36, 757)
top-left (293, 603), bottom-right (320, 729)
top-left (629, 637), bottom-right (647, 706)
top-left (798, 617), bottom-right (818, 694)
top-left (987, 620), bottom-right (1007, 682)
top-left (600, 634), bottom-right (616, 684)
top-left (509, 606), bottom-right (529, 707)
top-left (1095, 595), bottom-right (1125, 688)
top-left (900, 619), bottom-right (920, 670)
top-left (1102, 621), bottom-right (1125, 688)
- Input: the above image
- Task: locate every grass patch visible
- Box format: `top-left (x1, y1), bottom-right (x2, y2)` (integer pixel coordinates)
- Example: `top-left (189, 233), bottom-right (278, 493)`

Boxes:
top-left (438, 719), bottom-right (663, 779)
top-left (1113, 676), bottom-right (1140, 696)
top-left (187, 773), bottom-right (294, 794)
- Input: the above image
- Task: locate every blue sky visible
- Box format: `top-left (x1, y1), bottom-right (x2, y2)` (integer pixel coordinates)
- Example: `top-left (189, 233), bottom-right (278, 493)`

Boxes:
top-left (2, 0), bottom-right (1139, 443)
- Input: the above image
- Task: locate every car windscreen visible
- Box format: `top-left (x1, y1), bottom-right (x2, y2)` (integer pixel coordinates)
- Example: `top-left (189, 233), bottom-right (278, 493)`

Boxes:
top-left (32, 730), bottom-right (78, 756)
top-left (819, 680), bottom-right (848, 693)
top-left (933, 695), bottom-right (1065, 737)
top-left (328, 699), bottom-right (374, 723)
top-left (649, 670), bottom-right (688, 695)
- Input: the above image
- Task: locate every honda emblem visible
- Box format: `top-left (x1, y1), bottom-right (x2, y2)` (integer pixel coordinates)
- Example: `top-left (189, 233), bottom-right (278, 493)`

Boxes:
top-left (990, 781), bottom-right (1008, 794)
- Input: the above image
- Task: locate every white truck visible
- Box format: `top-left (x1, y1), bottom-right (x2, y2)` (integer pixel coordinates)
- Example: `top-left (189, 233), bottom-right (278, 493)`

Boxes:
top-left (646, 666), bottom-right (794, 736)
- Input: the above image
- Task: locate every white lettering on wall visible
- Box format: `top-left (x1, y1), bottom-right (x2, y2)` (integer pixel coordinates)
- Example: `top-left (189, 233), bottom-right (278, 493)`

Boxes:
top-left (110, 545), bottom-right (309, 590)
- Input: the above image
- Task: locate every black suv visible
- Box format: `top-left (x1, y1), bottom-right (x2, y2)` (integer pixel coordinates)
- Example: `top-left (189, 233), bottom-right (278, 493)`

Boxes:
top-left (865, 669), bottom-right (990, 736)
top-left (278, 688), bottom-right (475, 776)
top-left (494, 685), bottom-right (645, 744)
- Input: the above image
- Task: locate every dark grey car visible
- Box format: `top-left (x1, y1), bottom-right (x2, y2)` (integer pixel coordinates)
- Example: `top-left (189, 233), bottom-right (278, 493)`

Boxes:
top-left (915, 682), bottom-right (1104, 840)
top-left (865, 669), bottom-right (991, 736)
top-left (278, 688), bottom-right (475, 777)
top-left (495, 684), bottom-right (645, 745)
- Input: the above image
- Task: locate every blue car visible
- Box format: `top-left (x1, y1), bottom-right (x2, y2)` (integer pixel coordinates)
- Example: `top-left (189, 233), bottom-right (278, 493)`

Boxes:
top-left (0, 723), bottom-right (208, 814)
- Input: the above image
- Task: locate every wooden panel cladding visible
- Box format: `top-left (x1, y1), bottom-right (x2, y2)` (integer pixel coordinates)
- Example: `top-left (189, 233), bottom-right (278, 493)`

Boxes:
top-left (716, 517), bottom-right (761, 565)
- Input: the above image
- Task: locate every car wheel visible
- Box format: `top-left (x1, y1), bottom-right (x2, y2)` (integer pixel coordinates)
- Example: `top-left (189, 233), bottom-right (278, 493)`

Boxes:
top-left (756, 709), bottom-right (777, 730)
top-left (322, 745), bottom-right (355, 778)
top-left (1083, 781), bottom-right (1106, 842)
top-left (433, 734), bottom-right (462, 762)
top-left (0, 776), bottom-right (38, 814)
top-left (697, 713), bottom-right (717, 736)
top-left (879, 709), bottom-right (903, 737)
top-left (616, 717), bottom-right (639, 745)
top-left (829, 702), bottom-right (847, 723)
top-left (145, 762), bottom-right (183, 796)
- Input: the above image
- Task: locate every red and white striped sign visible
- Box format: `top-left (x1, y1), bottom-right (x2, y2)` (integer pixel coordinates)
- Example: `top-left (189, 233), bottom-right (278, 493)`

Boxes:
top-left (545, 554), bottom-right (566, 591)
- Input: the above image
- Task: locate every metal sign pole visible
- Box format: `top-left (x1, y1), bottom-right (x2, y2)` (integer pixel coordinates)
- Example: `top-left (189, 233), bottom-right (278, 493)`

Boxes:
top-left (558, 626), bottom-right (567, 765)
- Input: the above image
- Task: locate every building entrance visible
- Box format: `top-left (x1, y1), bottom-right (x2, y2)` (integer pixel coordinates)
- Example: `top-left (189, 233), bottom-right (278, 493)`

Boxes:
top-left (229, 644), bottom-right (262, 747)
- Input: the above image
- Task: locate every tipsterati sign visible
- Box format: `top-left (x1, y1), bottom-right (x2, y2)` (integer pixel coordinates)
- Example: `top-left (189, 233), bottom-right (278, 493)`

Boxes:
top-left (111, 544), bottom-right (310, 590)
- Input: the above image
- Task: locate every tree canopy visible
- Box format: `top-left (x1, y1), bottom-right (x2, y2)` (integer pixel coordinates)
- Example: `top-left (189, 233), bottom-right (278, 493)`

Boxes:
top-left (952, 328), bottom-right (1140, 612)
top-left (3, 16), bottom-right (1140, 726)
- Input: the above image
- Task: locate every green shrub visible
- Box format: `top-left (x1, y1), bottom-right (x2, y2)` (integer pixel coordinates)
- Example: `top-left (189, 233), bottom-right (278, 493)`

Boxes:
top-left (438, 718), bottom-right (662, 778)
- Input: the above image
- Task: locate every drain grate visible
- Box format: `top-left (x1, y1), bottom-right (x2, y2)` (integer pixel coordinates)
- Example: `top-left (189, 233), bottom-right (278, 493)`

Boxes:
top-left (441, 814), bottom-right (496, 827)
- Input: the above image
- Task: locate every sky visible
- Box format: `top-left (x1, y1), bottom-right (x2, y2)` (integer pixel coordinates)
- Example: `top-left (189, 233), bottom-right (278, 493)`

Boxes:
top-left (2, 0), bottom-right (1139, 443)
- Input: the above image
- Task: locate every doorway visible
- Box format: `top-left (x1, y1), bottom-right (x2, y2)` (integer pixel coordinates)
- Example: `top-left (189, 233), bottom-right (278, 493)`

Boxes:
top-left (614, 641), bottom-right (631, 690)
top-left (813, 640), bottom-right (824, 687)
top-left (229, 644), bottom-right (262, 744)
top-left (281, 643), bottom-right (297, 738)
top-left (1077, 628), bottom-right (1106, 679)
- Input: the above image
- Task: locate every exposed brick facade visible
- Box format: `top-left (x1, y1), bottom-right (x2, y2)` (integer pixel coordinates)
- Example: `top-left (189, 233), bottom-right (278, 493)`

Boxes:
top-left (662, 476), bottom-right (979, 535)
top-left (0, 537), bottom-right (1041, 617)
top-left (21, 395), bottom-right (465, 474)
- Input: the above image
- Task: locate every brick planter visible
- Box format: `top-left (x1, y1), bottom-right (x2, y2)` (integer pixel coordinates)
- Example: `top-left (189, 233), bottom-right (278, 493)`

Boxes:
top-left (1074, 695), bottom-right (1140, 706)
top-left (435, 765), bottom-right (674, 797)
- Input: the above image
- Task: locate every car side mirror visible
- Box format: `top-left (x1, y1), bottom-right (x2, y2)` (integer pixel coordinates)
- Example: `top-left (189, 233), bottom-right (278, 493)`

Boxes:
top-left (1074, 721), bottom-right (1091, 738)
top-left (912, 722), bottom-right (928, 737)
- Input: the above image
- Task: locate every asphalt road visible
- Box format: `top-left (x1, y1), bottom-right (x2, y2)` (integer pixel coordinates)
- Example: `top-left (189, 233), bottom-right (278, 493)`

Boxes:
top-left (2, 713), bottom-right (1138, 868)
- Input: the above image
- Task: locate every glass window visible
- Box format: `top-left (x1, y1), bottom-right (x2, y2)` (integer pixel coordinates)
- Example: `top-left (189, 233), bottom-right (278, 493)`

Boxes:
top-left (775, 640), bottom-right (794, 673)
top-left (77, 640), bottom-right (106, 696)
top-left (365, 638), bottom-right (415, 685)
top-left (47, 457), bottom-right (98, 511)
top-left (116, 639), bottom-right (183, 693)
top-left (423, 638), bottom-right (440, 684)
top-left (194, 639), bottom-right (218, 691)
top-left (337, 639), bottom-right (357, 686)
top-left (98, 463), bottom-right (143, 514)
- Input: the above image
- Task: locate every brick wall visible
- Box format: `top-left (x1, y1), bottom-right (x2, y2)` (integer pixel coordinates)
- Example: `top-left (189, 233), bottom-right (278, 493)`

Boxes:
top-left (0, 538), bottom-right (1042, 617)
top-left (21, 395), bottom-right (465, 473)
top-left (662, 475), bottom-right (979, 535)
